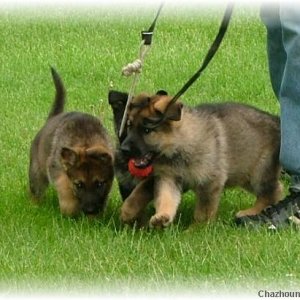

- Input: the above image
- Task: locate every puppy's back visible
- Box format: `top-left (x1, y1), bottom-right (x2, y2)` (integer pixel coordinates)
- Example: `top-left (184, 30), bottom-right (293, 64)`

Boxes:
top-left (47, 112), bottom-right (111, 150)
top-left (195, 102), bottom-right (280, 146)
top-left (195, 102), bottom-right (280, 185)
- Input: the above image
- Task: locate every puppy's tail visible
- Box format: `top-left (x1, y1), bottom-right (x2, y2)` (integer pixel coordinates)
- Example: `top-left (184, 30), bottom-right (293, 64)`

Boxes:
top-left (47, 67), bottom-right (66, 119)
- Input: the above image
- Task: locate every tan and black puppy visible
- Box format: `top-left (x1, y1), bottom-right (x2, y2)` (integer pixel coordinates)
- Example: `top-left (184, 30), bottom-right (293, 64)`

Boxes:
top-left (29, 68), bottom-right (114, 217)
top-left (116, 91), bottom-right (282, 228)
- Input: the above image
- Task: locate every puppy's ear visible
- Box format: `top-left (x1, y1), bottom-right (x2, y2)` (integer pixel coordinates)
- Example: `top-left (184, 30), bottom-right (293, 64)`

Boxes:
top-left (156, 90), bottom-right (168, 96)
top-left (153, 96), bottom-right (183, 121)
top-left (108, 90), bottom-right (129, 139)
top-left (165, 102), bottom-right (183, 121)
top-left (108, 90), bottom-right (128, 106)
top-left (86, 146), bottom-right (113, 165)
top-left (61, 147), bottom-right (79, 169)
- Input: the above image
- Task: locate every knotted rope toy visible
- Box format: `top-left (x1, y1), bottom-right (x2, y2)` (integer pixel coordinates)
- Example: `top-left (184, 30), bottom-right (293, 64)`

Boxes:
top-left (121, 58), bottom-right (142, 77)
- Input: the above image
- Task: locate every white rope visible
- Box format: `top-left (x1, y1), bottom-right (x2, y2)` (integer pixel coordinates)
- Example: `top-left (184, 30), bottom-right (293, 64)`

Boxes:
top-left (119, 41), bottom-right (151, 137)
top-left (121, 40), bottom-right (150, 77)
top-left (122, 59), bottom-right (142, 77)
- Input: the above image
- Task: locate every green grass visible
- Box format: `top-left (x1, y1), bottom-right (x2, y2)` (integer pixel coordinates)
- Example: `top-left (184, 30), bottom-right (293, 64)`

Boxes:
top-left (0, 3), bottom-right (299, 296)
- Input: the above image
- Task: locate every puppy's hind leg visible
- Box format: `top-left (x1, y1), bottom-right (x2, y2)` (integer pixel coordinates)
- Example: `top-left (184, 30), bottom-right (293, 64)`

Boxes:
top-left (28, 161), bottom-right (49, 202)
top-left (236, 153), bottom-right (283, 217)
top-left (236, 180), bottom-right (283, 217)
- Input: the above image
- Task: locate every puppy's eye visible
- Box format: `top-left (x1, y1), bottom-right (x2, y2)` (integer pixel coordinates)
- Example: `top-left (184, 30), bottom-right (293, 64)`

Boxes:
top-left (94, 180), bottom-right (105, 189)
top-left (74, 181), bottom-right (84, 189)
top-left (143, 127), bottom-right (152, 134)
top-left (127, 119), bottom-right (132, 129)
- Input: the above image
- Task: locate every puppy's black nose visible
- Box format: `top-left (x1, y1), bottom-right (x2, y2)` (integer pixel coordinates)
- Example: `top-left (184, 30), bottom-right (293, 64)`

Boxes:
top-left (82, 204), bottom-right (99, 215)
top-left (120, 140), bottom-right (133, 156)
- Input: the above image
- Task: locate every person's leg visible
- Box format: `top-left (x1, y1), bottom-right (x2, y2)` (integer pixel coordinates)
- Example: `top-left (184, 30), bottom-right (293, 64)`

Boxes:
top-left (278, 3), bottom-right (300, 191)
top-left (261, 2), bottom-right (300, 190)
top-left (260, 3), bottom-right (286, 99)
top-left (235, 3), bottom-right (300, 229)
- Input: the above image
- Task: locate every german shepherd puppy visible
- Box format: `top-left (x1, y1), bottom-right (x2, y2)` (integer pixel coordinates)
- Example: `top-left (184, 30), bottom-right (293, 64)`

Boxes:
top-left (110, 90), bottom-right (282, 228)
top-left (29, 68), bottom-right (114, 217)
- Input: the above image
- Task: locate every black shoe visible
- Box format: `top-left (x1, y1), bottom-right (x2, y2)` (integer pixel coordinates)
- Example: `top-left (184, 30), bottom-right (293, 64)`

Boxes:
top-left (235, 190), bottom-right (300, 230)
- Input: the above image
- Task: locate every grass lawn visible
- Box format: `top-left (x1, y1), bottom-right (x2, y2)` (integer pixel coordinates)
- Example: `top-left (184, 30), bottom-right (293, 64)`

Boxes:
top-left (0, 2), bottom-right (300, 297)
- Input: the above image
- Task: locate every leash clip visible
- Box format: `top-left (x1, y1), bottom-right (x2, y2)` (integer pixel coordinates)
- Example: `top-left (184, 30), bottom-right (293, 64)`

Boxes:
top-left (141, 31), bottom-right (153, 45)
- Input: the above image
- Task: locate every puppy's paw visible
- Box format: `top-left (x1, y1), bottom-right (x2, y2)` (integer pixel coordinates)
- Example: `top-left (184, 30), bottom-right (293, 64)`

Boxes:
top-left (149, 213), bottom-right (172, 229)
top-left (29, 194), bottom-right (42, 205)
top-left (60, 207), bottom-right (80, 218)
top-left (235, 208), bottom-right (260, 218)
top-left (59, 202), bottom-right (80, 218)
top-left (120, 206), bottom-right (138, 225)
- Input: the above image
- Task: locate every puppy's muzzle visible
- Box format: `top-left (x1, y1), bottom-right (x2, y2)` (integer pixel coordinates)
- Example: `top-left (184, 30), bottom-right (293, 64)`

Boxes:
top-left (81, 196), bottom-right (103, 216)
top-left (120, 134), bottom-right (142, 157)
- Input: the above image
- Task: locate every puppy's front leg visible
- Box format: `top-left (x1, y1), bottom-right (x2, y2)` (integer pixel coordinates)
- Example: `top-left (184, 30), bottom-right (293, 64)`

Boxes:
top-left (150, 177), bottom-right (181, 229)
top-left (54, 174), bottom-right (80, 217)
top-left (120, 177), bottom-right (154, 224)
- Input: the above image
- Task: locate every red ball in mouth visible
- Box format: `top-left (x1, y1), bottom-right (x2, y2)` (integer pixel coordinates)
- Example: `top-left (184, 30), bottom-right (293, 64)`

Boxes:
top-left (128, 158), bottom-right (153, 178)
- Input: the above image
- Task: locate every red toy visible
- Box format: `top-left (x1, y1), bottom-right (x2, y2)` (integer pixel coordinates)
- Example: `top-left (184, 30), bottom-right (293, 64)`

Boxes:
top-left (128, 158), bottom-right (153, 178)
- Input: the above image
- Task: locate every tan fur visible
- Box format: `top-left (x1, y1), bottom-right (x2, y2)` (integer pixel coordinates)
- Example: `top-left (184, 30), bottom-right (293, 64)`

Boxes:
top-left (120, 92), bottom-right (282, 228)
top-left (55, 173), bottom-right (80, 216)
top-left (120, 178), bottom-right (154, 225)
top-left (150, 177), bottom-right (181, 228)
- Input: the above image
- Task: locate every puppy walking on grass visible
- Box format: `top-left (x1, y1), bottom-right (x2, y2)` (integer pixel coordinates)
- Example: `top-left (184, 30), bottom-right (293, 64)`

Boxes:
top-left (29, 68), bottom-right (114, 217)
top-left (114, 91), bottom-right (282, 228)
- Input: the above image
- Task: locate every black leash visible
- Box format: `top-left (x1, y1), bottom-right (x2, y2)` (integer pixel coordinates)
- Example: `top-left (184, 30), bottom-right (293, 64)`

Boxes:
top-left (142, 2), bottom-right (164, 45)
top-left (150, 2), bottom-right (234, 128)
top-left (170, 2), bottom-right (234, 105)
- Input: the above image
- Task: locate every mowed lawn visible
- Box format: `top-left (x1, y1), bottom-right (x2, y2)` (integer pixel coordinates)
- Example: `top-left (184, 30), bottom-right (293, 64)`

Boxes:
top-left (0, 2), bottom-right (300, 297)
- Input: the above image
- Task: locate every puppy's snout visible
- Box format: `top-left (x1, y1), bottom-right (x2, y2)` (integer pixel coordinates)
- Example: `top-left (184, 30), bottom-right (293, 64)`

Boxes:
top-left (82, 203), bottom-right (99, 215)
top-left (120, 132), bottom-right (145, 157)
top-left (120, 139), bottom-right (135, 156)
